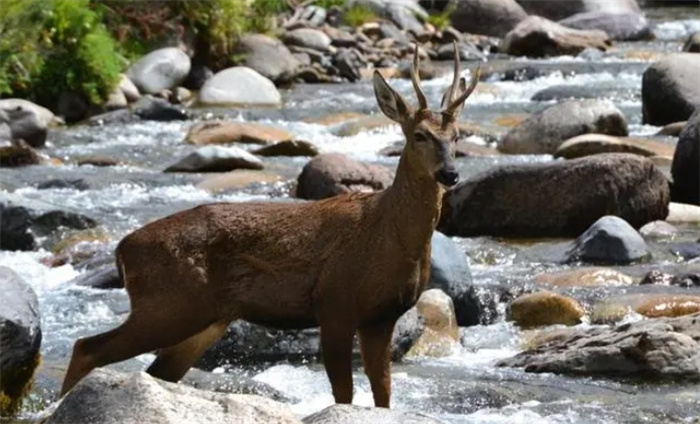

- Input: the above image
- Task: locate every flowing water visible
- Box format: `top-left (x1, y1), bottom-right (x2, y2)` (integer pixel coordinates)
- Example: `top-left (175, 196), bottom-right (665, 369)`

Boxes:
top-left (2, 6), bottom-right (700, 423)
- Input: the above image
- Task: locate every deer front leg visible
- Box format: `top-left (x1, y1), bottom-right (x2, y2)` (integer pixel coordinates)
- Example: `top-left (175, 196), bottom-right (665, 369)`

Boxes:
top-left (358, 319), bottom-right (396, 408)
top-left (320, 322), bottom-right (355, 404)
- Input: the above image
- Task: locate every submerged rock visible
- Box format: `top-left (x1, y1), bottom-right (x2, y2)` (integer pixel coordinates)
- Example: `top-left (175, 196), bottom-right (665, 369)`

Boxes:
top-left (507, 291), bottom-right (584, 329)
top-left (501, 16), bottom-right (611, 57)
top-left (564, 216), bottom-right (650, 265)
top-left (642, 53), bottom-right (700, 126)
top-left (302, 404), bottom-right (445, 424)
top-left (671, 109), bottom-right (700, 205)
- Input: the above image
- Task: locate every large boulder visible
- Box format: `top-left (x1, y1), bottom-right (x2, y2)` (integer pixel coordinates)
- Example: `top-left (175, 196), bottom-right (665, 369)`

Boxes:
top-left (564, 216), bottom-right (650, 264)
top-left (428, 231), bottom-right (473, 325)
top-left (439, 154), bottom-right (670, 238)
top-left (671, 108), bottom-right (700, 205)
top-left (236, 34), bottom-right (300, 83)
top-left (45, 369), bottom-right (301, 424)
top-left (642, 53), bottom-right (700, 126)
top-left (296, 153), bottom-right (394, 200)
top-left (0, 267), bottom-right (41, 416)
top-left (554, 134), bottom-right (674, 160)
top-left (508, 291), bottom-right (584, 328)
top-left (447, 0), bottom-right (528, 38)
top-left (302, 404), bottom-right (445, 424)
top-left (516, 0), bottom-right (640, 21)
top-left (164, 146), bottom-right (264, 173)
top-left (558, 11), bottom-right (652, 41)
top-left (186, 121), bottom-right (292, 146)
top-left (283, 28), bottom-right (332, 52)
top-left (501, 16), bottom-right (611, 57)
top-left (0, 99), bottom-right (55, 148)
top-left (403, 289), bottom-right (460, 359)
top-left (198, 67), bottom-right (282, 107)
top-left (498, 100), bottom-right (628, 154)
top-left (126, 48), bottom-right (191, 95)
top-left (497, 312), bottom-right (700, 381)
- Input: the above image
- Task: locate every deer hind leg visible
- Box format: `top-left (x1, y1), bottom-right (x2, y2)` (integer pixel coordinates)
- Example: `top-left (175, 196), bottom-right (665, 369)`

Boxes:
top-left (320, 322), bottom-right (355, 404)
top-left (358, 319), bottom-right (397, 408)
top-left (147, 320), bottom-right (229, 382)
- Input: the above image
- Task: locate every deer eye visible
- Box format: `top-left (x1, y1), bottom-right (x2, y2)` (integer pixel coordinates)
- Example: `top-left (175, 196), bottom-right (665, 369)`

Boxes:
top-left (414, 133), bottom-right (428, 143)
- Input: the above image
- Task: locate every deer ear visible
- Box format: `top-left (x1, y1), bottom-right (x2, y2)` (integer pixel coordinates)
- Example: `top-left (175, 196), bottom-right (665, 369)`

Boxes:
top-left (373, 71), bottom-right (411, 124)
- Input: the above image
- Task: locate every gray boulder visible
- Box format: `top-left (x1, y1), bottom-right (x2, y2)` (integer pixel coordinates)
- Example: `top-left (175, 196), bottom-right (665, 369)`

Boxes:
top-left (565, 216), bottom-right (650, 264)
top-left (558, 11), bottom-right (652, 41)
top-left (671, 108), bottom-right (700, 205)
top-left (283, 28), bottom-right (332, 52)
top-left (126, 48), bottom-right (191, 95)
top-left (642, 53), bottom-right (700, 126)
top-left (439, 154), bottom-right (670, 238)
top-left (199, 67), bottom-right (282, 107)
top-left (118, 74), bottom-right (141, 102)
top-left (164, 146), bottom-right (264, 173)
top-left (497, 312), bottom-right (700, 381)
top-left (498, 99), bottom-right (628, 154)
top-left (448, 0), bottom-right (527, 38)
top-left (45, 369), bottom-right (301, 424)
top-left (429, 231), bottom-right (473, 325)
top-left (303, 404), bottom-right (445, 424)
top-left (501, 16), bottom-right (611, 57)
top-left (0, 99), bottom-right (54, 147)
top-left (296, 153), bottom-right (394, 200)
top-left (516, 0), bottom-right (640, 21)
top-left (236, 34), bottom-right (300, 84)
top-left (0, 267), bottom-right (41, 413)
top-left (131, 96), bottom-right (188, 121)
top-left (683, 31), bottom-right (700, 53)
top-left (349, 0), bottom-right (428, 33)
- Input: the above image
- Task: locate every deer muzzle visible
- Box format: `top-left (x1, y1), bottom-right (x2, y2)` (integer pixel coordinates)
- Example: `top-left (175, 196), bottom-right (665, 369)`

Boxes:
top-left (435, 166), bottom-right (459, 187)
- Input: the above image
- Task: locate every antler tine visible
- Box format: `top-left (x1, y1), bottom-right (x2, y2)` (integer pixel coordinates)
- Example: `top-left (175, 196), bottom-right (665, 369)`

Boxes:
top-left (410, 44), bottom-right (428, 111)
top-left (446, 64), bottom-right (482, 116)
top-left (449, 41), bottom-right (461, 104)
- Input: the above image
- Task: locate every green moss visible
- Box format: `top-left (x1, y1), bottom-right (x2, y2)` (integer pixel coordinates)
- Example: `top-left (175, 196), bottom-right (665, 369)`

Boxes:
top-left (0, 353), bottom-right (41, 418)
top-left (342, 4), bottom-right (378, 27)
top-left (426, 4), bottom-right (455, 31)
top-left (315, 0), bottom-right (347, 8)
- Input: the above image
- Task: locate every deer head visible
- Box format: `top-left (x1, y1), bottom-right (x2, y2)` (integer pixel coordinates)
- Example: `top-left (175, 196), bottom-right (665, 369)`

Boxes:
top-left (373, 43), bottom-right (480, 187)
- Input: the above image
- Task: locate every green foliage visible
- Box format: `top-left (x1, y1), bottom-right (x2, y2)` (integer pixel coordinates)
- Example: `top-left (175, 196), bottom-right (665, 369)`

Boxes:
top-left (315, 0), bottom-right (347, 8)
top-left (426, 4), bottom-right (455, 31)
top-left (342, 4), bottom-right (378, 27)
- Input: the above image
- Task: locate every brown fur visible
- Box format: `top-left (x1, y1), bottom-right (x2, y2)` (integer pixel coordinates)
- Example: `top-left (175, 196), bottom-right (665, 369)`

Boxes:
top-left (60, 47), bottom-right (478, 408)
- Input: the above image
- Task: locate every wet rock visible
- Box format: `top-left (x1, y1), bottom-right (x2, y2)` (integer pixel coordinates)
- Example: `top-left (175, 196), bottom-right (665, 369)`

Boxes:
top-left (302, 404), bottom-right (445, 424)
top-left (448, 0), bottom-right (528, 38)
top-left (198, 67), bottom-right (282, 107)
top-left (332, 114), bottom-right (394, 136)
top-left (531, 82), bottom-right (636, 102)
top-left (296, 153), bottom-right (393, 200)
top-left (196, 171), bottom-right (283, 194)
top-left (0, 267), bottom-right (41, 416)
top-left (104, 85), bottom-right (128, 110)
top-left (37, 178), bottom-right (90, 191)
top-left (72, 266), bottom-right (122, 290)
top-left (639, 220), bottom-right (679, 238)
top-left (657, 121), bottom-right (687, 137)
top-left (283, 28), bottom-right (332, 52)
top-left (498, 100), bottom-right (628, 154)
top-left (186, 121), bottom-right (292, 146)
top-left (666, 202), bottom-right (700, 224)
top-left (181, 368), bottom-right (295, 403)
top-left (507, 291), bottom-right (584, 329)
top-left (591, 294), bottom-right (700, 324)
top-left (435, 42), bottom-right (486, 61)
top-left (501, 16), bottom-right (611, 57)
top-left (0, 142), bottom-right (45, 167)
top-left (126, 47), bottom-right (191, 95)
top-left (454, 285), bottom-right (519, 327)
top-left (683, 31), bottom-right (700, 52)
top-left (639, 270), bottom-right (675, 286)
top-left (322, 25), bottom-right (356, 47)
top-left (333, 48), bottom-right (365, 82)
top-left (0, 192), bottom-right (97, 251)
top-left (49, 228), bottom-right (110, 267)
top-left (536, 267), bottom-right (634, 287)
top-left (131, 96), bottom-right (188, 121)
top-left (405, 289), bottom-right (460, 358)
top-left (392, 307), bottom-right (424, 361)
top-left (169, 87), bottom-right (193, 105)
top-left (118, 74), bottom-right (140, 103)
top-left (516, 0), bottom-right (640, 21)
top-left (0, 100), bottom-right (49, 147)
top-left (671, 109), bottom-right (700, 205)
top-left (75, 156), bottom-right (123, 167)
top-left (350, 0), bottom-right (428, 33)
top-left (642, 53), bottom-right (700, 126)
top-left (236, 34), bottom-right (300, 84)
top-left (669, 242), bottom-right (700, 261)
top-left (252, 140), bottom-right (319, 157)
top-left (87, 109), bottom-right (140, 126)
top-left (182, 64), bottom-right (214, 90)
top-left (565, 216), bottom-right (650, 265)
top-left (554, 134), bottom-right (673, 160)
top-left (673, 273), bottom-right (700, 288)
top-left (429, 231), bottom-right (474, 323)
top-left (497, 312), bottom-right (700, 381)
top-left (303, 112), bottom-right (365, 126)
top-left (164, 146), bottom-right (264, 173)
top-left (45, 369), bottom-right (301, 424)
top-left (439, 154), bottom-right (670, 238)
top-left (559, 11), bottom-right (651, 41)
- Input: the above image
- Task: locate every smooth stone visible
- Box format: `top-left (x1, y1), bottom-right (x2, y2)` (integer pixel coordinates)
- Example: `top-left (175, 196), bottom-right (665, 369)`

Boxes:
top-left (639, 220), bottom-right (679, 238)
top-left (252, 140), bottom-right (319, 157)
top-left (126, 47), bottom-right (191, 95)
top-left (642, 53), bottom-right (700, 126)
top-left (164, 146), bottom-right (264, 173)
top-left (186, 121), bottom-right (292, 146)
top-left (508, 291), bottom-right (584, 329)
top-left (591, 294), bottom-right (700, 324)
top-left (198, 67), bottom-right (282, 107)
top-left (235, 34), bottom-right (301, 83)
top-left (554, 134), bottom-right (674, 160)
top-left (449, 0), bottom-right (528, 38)
top-left (283, 28), bottom-right (332, 52)
top-left (501, 16), bottom-right (611, 57)
top-left (196, 171), bottom-right (283, 194)
top-left (536, 267), bottom-right (634, 287)
top-left (565, 216), bottom-right (650, 265)
top-left (516, 0), bottom-right (641, 21)
top-left (671, 109), bottom-right (700, 205)
top-left (558, 11), bottom-right (652, 41)
top-left (302, 404), bottom-right (445, 424)
top-left (666, 202), bottom-right (700, 223)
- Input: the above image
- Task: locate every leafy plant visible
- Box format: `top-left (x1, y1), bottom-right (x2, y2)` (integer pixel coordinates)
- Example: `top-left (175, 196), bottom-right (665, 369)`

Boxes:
top-left (426, 4), bottom-right (455, 31)
top-left (342, 4), bottom-right (378, 27)
top-left (315, 0), bottom-right (347, 8)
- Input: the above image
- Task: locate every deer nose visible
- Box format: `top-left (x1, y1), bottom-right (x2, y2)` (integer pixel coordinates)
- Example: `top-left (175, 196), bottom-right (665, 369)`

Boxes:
top-left (435, 167), bottom-right (459, 187)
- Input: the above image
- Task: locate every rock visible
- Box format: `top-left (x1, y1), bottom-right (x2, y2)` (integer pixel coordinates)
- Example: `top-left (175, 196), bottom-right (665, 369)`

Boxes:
top-left (639, 270), bottom-right (675, 286)
top-left (671, 109), bottom-right (700, 205)
top-left (182, 64), bottom-right (214, 90)
top-left (186, 121), bottom-right (292, 146)
top-left (252, 140), bottom-right (319, 157)
top-left (536, 267), bottom-right (634, 287)
top-left (392, 307), bottom-right (424, 361)
top-left (0, 267), bottom-right (41, 416)
top-left (657, 121), bottom-right (687, 137)
top-left (131, 96), bottom-right (188, 121)
top-left (554, 134), bottom-right (673, 160)
top-left (558, 11), bottom-right (652, 41)
top-left (0, 98), bottom-right (57, 128)
top-left (497, 312), bottom-right (700, 380)
top-left (439, 154), bottom-right (670, 238)
top-left (449, 0), bottom-right (528, 38)
top-left (0, 142), bottom-right (45, 167)
top-left (49, 228), bottom-right (111, 268)
top-left (565, 216), bottom-right (650, 265)
top-left (37, 178), bottom-right (90, 191)
top-left (322, 25), bottom-right (356, 47)
top-left (516, 0), bottom-right (640, 21)
top-left (283, 28), bottom-right (332, 52)
top-left (169, 87), bottom-right (193, 105)
top-left (405, 289), bottom-right (460, 358)
top-left (126, 47), bottom-right (191, 95)
top-left (196, 171), bottom-right (283, 194)
top-left (75, 156), bottom-right (122, 167)
top-left (104, 86), bottom-right (128, 110)
top-left (236, 34), bottom-right (300, 83)
top-left (303, 112), bottom-right (365, 126)
top-left (118, 74), bottom-right (140, 103)
top-left (181, 368), bottom-right (295, 403)
top-left (87, 109), bottom-right (140, 126)
top-left (683, 31), bottom-right (700, 52)
top-left (72, 266), bottom-right (123, 290)
top-left (435, 41), bottom-right (486, 61)
top-left (296, 153), bottom-right (394, 200)
top-left (332, 115), bottom-right (395, 137)
top-left (666, 202), bottom-right (700, 223)
top-left (499, 100), bottom-right (628, 154)
top-left (642, 53), bottom-right (700, 126)
top-left (379, 21), bottom-right (411, 46)
top-left (164, 146), bottom-right (264, 173)
top-left (501, 16), bottom-right (611, 57)
top-left (45, 369), bottom-right (301, 424)
top-left (639, 220), bottom-right (679, 238)
top-left (349, 0), bottom-right (428, 33)
top-left (0, 192), bottom-right (97, 251)
top-left (333, 48), bottom-right (365, 83)
top-left (591, 294), bottom-right (700, 324)
top-left (508, 291), bottom-right (584, 329)
top-left (428, 231), bottom-right (473, 324)
top-left (0, 100), bottom-right (48, 147)
top-left (302, 404), bottom-right (445, 424)
top-left (199, 67), bottom-right (282, 107)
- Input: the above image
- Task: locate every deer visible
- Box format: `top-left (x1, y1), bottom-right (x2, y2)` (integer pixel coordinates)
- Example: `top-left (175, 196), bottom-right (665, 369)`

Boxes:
top-left (60, 43), bottom-right (480, 408)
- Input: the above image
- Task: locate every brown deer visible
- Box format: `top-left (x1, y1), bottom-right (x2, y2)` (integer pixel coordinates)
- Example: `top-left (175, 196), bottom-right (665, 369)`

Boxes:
top-left (60, 44), bottom-right (479, 408)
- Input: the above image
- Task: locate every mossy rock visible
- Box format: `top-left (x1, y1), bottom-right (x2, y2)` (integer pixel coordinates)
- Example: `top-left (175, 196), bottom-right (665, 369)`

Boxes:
top-left (508, 291), bottom-right (584, 329)
top-left (0, 353), bottom-right (40, 418)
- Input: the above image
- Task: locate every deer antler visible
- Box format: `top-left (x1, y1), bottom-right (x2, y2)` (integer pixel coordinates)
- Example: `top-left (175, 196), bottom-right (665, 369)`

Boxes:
top-left (410, 45), bottom-right (428, 111)
top-left (442, 42), bottom-right (481, 117)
